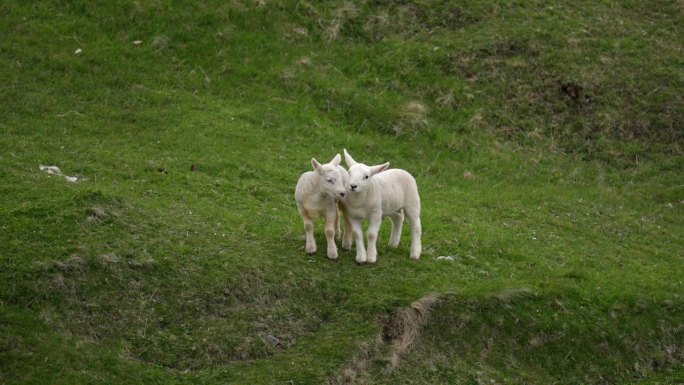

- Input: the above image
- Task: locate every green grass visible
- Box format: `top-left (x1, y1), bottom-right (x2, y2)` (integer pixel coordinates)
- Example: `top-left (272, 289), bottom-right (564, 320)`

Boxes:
top-left (1, 1), bottom-right (682, 384)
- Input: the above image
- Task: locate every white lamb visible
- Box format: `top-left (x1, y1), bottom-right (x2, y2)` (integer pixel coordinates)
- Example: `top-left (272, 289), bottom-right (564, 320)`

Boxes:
top-left (342, 149), bottom-right (422, 264)
top-left (295, 154), bottom-right (352, 260)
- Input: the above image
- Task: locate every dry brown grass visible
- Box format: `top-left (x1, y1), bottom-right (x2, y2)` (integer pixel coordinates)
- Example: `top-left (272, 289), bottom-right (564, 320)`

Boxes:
top-left (392, 101), bottom-right (428, 135)
top-left (329, 293), bottom-right (441, 384)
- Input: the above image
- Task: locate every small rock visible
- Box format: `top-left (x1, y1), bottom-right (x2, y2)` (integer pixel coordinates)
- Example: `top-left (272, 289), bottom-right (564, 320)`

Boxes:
top-left (265, 334), bottom-right (280, 347)
top-left (297, 57), bottom-right (312, 66)
top-left (88, 207), bottom-right (107, 219)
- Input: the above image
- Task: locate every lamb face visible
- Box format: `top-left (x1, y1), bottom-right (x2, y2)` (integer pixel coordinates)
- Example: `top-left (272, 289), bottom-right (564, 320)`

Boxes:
top-left (314, 161), bottom-right (346, 200)
top-left (347, 163), bottom-right (372, 193)
top-left (344, 149), bottom-right (388, 193)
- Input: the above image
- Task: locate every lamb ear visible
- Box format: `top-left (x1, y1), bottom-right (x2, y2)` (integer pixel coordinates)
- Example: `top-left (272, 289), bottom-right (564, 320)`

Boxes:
top-left (330, 153), bottom-right (341, 167)
top-left (370, 162), bottom-right (390, 175)
top-left (343, 149), bottom-right (357, 167)
top-left (311, 158), bottom-right (322, 171)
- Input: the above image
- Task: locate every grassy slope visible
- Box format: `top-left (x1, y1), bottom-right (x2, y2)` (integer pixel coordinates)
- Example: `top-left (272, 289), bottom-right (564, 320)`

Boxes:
top-left (1, 1), bottom-right (682, 384)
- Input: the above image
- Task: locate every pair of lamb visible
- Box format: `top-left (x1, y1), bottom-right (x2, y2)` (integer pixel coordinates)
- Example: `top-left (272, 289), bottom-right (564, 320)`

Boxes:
top-left (295, 149), bottom-right (421, 264)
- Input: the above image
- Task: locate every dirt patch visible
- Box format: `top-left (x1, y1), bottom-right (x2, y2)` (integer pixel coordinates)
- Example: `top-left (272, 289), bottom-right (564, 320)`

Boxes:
top-left (329, 293), bottom-right (441, 384)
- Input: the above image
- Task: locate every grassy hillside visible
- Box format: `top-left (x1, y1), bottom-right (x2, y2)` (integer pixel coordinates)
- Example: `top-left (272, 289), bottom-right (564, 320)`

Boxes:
top-left (1, 1), bottom-right (682, 384)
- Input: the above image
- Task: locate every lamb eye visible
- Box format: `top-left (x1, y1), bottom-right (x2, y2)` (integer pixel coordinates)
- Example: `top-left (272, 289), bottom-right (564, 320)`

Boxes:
top-left (327, 178), bottom-right (334, 184)
top-left (363, 175), bottom-right (369, 180)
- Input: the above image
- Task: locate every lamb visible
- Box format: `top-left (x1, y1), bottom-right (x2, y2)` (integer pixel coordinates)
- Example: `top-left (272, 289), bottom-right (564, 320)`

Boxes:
top-left (341, 149), bottom-right (422, 264)
top-left (295, 154), bottom-right (352, 260)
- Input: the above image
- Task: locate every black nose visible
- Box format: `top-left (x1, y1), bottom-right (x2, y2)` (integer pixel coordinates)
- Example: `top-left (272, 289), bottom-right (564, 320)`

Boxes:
top-left (340, 192), bottom-right (345, 197)
top-left (350, 184), bottom-right (357, 191)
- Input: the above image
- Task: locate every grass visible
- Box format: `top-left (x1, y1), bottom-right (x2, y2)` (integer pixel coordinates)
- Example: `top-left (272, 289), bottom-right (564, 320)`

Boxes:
top-left (1, 0), bottom-right (682, 384)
